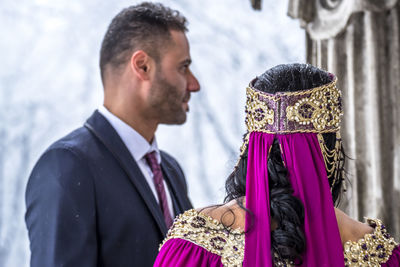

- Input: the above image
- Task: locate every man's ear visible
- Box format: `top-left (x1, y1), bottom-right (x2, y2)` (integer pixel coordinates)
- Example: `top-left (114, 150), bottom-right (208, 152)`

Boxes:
top-left (130, 50), bottom-right (153, 80)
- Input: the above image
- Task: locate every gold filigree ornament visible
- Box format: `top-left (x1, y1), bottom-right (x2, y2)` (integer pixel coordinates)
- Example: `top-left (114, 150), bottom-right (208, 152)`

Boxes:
top-left (343, 218), bottom-right (399, 266)
top-left (286, 78), bottom-right (342, 130)
top-left (245, 86), bottom-right (275, 133)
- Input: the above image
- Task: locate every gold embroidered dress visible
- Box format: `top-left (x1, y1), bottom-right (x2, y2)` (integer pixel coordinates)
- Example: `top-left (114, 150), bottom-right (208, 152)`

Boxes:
top-left (154, 209), bottom-right (400, 267)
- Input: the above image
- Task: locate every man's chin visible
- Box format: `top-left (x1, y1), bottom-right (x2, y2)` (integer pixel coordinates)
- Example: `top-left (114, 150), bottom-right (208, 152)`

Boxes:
top-left (161, 112), bottom-right (187, 125)
top-left (183, 102), bottom-right (189, 112)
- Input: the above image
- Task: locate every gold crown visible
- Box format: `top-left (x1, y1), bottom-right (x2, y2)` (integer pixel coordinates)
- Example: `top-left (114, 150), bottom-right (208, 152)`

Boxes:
top-left (245, 77), bottom-right (342, 134)
top-left (238, 77), bottom-right (344, 187)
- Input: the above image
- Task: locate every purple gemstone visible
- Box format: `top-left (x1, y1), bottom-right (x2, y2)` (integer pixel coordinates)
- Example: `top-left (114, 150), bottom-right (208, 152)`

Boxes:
top-left (255, 108), bottom-right (264, 114)
top-left (190, 217), bottom-right (206, 228)
top-left (210, 237), bottom-right (226, 251)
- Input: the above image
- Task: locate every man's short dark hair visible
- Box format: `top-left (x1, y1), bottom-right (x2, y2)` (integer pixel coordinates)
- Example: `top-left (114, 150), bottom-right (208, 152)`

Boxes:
top-left (99, 2), bottom-right (188, 83)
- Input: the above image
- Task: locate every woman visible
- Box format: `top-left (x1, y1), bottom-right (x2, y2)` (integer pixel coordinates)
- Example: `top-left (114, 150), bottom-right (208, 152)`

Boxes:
top-left (154, 64), bottom-right (400, 266)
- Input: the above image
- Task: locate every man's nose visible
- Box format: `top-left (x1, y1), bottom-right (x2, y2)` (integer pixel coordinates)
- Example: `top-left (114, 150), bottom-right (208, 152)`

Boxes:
top-left (187, 69), bottom-right (200, 92)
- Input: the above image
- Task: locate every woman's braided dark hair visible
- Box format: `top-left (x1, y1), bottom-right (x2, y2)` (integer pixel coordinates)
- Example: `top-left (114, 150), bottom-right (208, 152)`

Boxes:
top-left (224, 63), bottom-right (346, 265)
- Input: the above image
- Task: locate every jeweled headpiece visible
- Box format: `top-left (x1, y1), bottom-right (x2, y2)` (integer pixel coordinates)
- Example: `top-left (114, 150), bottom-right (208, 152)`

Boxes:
top-left (239, 76), bottom-right (343, 185)
top-left (246, 77), bottom-right (341, 133)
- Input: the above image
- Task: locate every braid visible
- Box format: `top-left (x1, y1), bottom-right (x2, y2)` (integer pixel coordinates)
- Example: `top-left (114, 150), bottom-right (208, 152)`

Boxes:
top-left (268, 139), bottom-right (305, 264)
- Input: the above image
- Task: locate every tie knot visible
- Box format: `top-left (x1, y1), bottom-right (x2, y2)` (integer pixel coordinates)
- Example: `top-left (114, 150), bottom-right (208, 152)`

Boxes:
top-left (145, 151), bottom-right (159, 172)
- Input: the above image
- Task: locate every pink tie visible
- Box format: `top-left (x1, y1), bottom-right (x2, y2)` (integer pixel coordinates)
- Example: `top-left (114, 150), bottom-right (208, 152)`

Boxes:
top-left (145, 151), bottom-right (173, 228)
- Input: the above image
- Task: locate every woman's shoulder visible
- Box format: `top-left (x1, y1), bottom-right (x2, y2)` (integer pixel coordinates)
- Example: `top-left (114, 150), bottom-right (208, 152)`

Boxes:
top-left (196, 199), bottom-right (246, 231)
top-left (165, 201), bottom-right (245, 237)
top-left (163, 203), bottom-right (245, 247)
top-left (160, 206), bottom-right (245, 266)
top-left (335, 208), bottom-right (399, 265)
top-left (335, 208), bottom-right (374, 244)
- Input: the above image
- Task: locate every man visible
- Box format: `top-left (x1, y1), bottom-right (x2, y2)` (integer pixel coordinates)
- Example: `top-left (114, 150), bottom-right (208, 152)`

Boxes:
top-left (25, 2), bottom-right (199, 266)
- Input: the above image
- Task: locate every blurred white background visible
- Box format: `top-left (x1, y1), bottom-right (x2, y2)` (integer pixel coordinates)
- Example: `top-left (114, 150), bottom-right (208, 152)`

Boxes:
top-left (0, 0), bottom-right (304, 266)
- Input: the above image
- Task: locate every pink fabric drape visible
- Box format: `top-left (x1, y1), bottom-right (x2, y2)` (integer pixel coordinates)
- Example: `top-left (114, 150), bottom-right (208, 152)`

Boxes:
top-left (383, 246), bottom-right (400, 266)
top-left (278, 133), bottom-right (344, 266)
top-left (243, 132), bottom-right (274, 266)
top-left (154, 238), bottom-right (223, 267)
top-left (244, 132), bottom-right (344, 266)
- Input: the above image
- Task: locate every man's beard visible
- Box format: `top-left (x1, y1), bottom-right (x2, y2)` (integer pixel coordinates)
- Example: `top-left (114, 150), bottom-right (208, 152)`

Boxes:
top-left (148, 73), bottom-right (188, 125)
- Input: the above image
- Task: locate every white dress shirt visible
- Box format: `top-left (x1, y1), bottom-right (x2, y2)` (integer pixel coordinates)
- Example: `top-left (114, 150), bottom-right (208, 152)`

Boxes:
top-left (98, 106), bottom-right (174, 218)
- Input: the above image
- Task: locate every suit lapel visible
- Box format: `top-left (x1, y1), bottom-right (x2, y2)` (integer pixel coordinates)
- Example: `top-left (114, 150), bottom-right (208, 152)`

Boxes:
top-left (85, 110), bottom-right (168, 235)
top-left (160, 153), bottom-right (192, 215)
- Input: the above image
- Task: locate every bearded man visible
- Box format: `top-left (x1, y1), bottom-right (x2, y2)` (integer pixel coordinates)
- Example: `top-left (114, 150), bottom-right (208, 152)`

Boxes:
top-left (25, 3), bottom-right (199, 266)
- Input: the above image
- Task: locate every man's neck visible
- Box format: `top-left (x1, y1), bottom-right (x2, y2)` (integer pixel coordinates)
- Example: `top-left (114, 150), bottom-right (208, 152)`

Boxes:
top-left (103, 104), bottom-right (157, 143)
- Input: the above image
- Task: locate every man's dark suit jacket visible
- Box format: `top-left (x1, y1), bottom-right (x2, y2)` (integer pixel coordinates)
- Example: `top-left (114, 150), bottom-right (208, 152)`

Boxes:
top-left (25, 110), bottom-right (193, 267)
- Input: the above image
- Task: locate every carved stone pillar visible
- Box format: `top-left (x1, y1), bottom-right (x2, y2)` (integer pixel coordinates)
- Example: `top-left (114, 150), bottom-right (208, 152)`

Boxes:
top-left (289, 0), bottom-right (400, 237)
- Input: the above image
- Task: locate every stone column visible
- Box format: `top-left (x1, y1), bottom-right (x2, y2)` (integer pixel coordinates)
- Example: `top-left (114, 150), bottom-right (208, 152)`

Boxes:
top-left (288, 0), bottom-right (400, 237)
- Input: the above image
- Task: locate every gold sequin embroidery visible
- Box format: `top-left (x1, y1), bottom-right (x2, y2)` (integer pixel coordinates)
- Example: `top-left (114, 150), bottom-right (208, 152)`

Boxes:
top-left (160, 209), bottom-right (244, 267)
top-left (343, 218), bottom-right (399, 266)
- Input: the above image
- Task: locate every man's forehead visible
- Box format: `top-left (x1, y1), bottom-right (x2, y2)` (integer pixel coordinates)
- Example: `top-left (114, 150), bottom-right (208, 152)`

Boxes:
top-left (161, 31), bottom-right (190, 60)
top-left (169, 30), bottom-right (189, 46)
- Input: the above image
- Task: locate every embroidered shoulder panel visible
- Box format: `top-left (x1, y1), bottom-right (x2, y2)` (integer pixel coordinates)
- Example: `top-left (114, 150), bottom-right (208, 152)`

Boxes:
top-left (160, 209), bottom-right (244, 267)
top-left (161, 214), bottom-right (398, 267)
top-left (343, 218), bottom-right (399, 266)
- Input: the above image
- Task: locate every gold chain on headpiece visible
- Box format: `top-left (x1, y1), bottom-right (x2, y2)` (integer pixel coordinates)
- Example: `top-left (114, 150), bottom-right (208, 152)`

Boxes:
top-left (317, 131), bottom-right (342, 189)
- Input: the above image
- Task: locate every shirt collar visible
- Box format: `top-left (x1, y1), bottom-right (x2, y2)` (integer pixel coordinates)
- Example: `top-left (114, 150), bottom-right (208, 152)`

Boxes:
top-left (98, 106), bottom-right (161, 163)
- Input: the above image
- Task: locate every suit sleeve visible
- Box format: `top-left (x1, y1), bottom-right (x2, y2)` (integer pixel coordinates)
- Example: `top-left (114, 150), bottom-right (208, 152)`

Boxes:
top-left (25, 146), bottom-right (97, 267)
